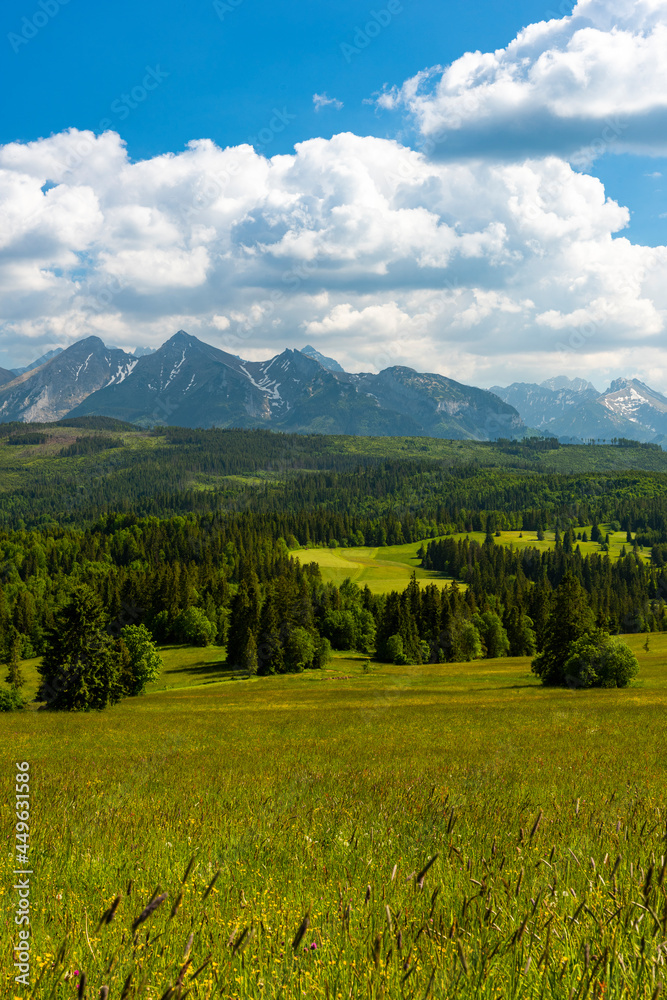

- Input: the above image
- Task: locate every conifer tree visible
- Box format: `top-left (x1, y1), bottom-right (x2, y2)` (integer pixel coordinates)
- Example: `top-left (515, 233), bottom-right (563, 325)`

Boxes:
top-left (38, 586), bottom-right (122, 711)
top-left (226, 582), bottom-right (251, 666)
top-left (257, 587), bottom-right (284, 675)
top-left (242, 633), bottom-right (259, 675)
top-left (531, 574), bottom-right (596, 686)
top-left (4, 626), bottom-right (25, 690)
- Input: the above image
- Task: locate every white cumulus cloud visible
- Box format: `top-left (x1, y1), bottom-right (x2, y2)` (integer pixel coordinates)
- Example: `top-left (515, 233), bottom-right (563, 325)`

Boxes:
top-left (380, 0), bottom-right (667, 163)
top-left (313, 93), bottom-right (344, 112)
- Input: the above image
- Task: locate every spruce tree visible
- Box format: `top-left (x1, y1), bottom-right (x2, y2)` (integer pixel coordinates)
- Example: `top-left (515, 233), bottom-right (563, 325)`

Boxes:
top-left (37, 586), bottom-right (122, 711)
top-left (242, 633), bottom-right (259, 675)
top-left (257, 587), bottom-right (283, 675)
top-left (226, 581), bottom-right (251, 666)
top-left (4, 626), bottom-right (25, 690)
top-left (531, 574), bottom-right (596, 686)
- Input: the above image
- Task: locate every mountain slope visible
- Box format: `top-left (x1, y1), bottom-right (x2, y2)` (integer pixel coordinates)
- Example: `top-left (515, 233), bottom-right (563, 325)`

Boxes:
top-left (490, 378), bottom-right (599, 434)
top-left (598, 379), bottom-right (667, 437)
top-left (69, 332), bottom-right (292, 427)
top-left (0, 367), bottom-right (15, 387)
top-left (0, 337), bottom-right (137, 423)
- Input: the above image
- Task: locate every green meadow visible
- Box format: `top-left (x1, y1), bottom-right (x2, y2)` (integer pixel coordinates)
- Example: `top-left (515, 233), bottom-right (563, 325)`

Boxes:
top-left (2, 636), bottom-right (667, 998)
top-left (298, 524), bottom-right (647, 593)
top-left (297, 541), bottom-right (455, 593)
top-left (443, 525), bottom-right (649, 563)
top-left (2, 427), bottom-right (667, 998)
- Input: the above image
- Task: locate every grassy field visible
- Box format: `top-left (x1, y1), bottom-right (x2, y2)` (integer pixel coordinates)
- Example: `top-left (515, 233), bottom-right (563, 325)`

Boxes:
top-left (445, 524), bottom-right (649, 563)
top-left (2, 636), bottom-right (667, 998)
top-left (298, 541), bottom-right (457, 592)
top-left (297, 524), bottom-right (648, 593)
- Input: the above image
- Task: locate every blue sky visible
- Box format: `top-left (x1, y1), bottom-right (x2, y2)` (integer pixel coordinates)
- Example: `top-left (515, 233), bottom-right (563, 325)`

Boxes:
top-left (2, 0), bottom-right (663, 245)
top-left (1, 0), bottom-right (667, 387)
top-left (2, 0), bottom-right (563, 155)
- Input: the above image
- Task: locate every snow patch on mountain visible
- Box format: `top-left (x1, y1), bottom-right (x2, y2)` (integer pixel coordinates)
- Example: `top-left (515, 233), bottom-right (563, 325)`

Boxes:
top-left (106, 360), bottom-right (138, 386)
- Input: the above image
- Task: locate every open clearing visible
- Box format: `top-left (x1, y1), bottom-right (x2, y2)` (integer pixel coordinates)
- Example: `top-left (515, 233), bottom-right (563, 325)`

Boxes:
top-left (447, 524), bottom-right (648, 561)
top-left (297, 523), bottom-right (648, 593)
top-left (297, 540), bottom-right (455, 591)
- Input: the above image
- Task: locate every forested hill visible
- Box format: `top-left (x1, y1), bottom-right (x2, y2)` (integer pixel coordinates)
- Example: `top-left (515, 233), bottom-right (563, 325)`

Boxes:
top-left (3, 422), bottom-right (667, 679)
top-left (1, 420), bottom-right (667, 530)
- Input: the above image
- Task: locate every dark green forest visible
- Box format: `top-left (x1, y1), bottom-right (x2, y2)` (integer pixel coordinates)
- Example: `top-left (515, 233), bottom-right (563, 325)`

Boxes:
top-left (2, 422), bottom-right (667, 686)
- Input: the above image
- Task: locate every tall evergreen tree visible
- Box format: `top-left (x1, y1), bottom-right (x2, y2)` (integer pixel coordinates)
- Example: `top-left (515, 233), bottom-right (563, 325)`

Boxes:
top-left (226, 581), bottom-right (252, 666)
top-left (4, 626), bottom-right (25, 690)
top-left (257, 586), bottom-right (284, 675)
top-left (37, 587), bottom-right (122, 711)
top-left (531, 574), bottom-right (596, 686)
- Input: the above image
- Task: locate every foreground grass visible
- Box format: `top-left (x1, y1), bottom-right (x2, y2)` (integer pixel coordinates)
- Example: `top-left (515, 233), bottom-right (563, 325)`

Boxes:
top-left (1, 640), bottom-right (666, 998)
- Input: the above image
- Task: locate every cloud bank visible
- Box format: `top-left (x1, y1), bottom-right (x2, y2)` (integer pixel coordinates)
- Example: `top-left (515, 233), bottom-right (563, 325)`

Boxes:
top-left (1, 127), bottom-right (664, 387)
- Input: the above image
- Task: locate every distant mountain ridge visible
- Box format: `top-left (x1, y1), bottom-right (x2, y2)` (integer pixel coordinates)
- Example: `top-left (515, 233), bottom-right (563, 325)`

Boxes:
top-left (491, 376), bottom-right (667, 443)
top-left (2, 334), bottom-right (666, 444)
top-left (300, 345), bottom-right (344, 372)
top-left (10, 347), bottom-right (64, 376)
top-left (0, 331), bottom-right (523, 440)
top-left (0, 338), bottom-right (137, 423)
top-left (68, 331), bottom-right (524, 439)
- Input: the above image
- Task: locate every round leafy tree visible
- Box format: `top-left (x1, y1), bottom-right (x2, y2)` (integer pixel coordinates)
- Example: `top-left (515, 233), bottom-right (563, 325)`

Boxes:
top-left (37, 586), bottom-right (122, 711)
top-left (120, 624), bottom-right (163, 695)
top-left (174, 607), bottom-right (217, 647)
top-left (0, 686), bottom-right (25, 712)
top-left (563, 632), bottom-right (639, 689)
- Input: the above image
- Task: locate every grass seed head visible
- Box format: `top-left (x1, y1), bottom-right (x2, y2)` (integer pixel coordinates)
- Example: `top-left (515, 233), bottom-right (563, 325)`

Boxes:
top-left (292, 908), bottom-right (311, 951)
top-left (181, 855), bottom-right (196, 884)
top-left (132, 892), bottom-right (167, 932)
top-left (202, 869), bottom-right (220, 900)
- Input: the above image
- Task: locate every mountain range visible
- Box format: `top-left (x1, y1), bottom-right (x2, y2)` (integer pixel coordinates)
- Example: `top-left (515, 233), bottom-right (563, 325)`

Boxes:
top-left (490, 377), bottom-right (667, 443)
top-left (0, 331), bottom-right (666, 444)
top-left (0, 332), bottom-right (522, 439)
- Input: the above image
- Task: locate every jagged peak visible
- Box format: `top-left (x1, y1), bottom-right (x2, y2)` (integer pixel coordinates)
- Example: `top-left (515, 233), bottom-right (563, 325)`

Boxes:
top-left (541, 375), bottom-right (597, 394)
top-left (606, 377), bottom-right (649, 394)
top-left (164, 330), bottom-right (198, 346)
top-left (299, 345), bottom-right (344, 372)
